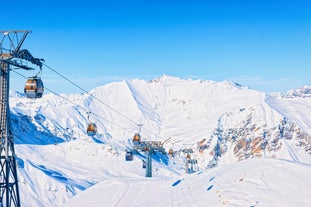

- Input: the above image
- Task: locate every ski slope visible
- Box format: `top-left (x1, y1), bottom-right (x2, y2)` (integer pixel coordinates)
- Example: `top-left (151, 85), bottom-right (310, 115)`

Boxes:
top-left (64, 158), bottom-right (311, 207)
top-left (265, 93), bottom-right (311, 135)
top-left (8, 76), bottom-right (311, 206)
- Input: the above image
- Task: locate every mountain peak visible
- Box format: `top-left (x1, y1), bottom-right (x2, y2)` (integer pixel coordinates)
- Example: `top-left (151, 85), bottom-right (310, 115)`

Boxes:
top-left (150, 75), bottom-right (248, 91)
top-left (220, 80), bottom-right (249, 90)
top-left (284, 85), bottom-right (311, 98)
top-left (150, 74), bottom-right (185, 84)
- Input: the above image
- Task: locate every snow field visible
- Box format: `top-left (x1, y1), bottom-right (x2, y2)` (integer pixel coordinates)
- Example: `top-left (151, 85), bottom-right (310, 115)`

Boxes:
top-left (8, 76), bottom-right (311, 206)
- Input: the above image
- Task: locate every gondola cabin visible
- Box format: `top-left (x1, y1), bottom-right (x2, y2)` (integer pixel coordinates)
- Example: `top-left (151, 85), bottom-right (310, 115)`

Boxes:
top-left (142, 160), bottom-right (146, 168)
top-left (24, 77), bottom-right (44, 98)
top-left (125, 150), bottom-right (133, 161)
top-left (133, 133), bottom-right (141, 145)
top-left (87, 122), bottom-right (97, 136)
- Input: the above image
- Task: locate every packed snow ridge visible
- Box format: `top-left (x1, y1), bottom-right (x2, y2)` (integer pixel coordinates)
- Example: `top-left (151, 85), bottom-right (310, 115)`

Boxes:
top-left (9, 76), bottom-right (311, 207)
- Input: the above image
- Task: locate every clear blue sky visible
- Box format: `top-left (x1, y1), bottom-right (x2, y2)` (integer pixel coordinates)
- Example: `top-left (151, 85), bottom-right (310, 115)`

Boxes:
top-left (2, 0), bottom-right (310, 94)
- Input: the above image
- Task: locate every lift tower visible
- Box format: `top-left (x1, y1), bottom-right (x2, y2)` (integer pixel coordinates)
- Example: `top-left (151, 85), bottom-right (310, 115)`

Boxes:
top-left (133, 140), bottom-right (166, 177)
top-left (0, 30), bottom-right (43, 207)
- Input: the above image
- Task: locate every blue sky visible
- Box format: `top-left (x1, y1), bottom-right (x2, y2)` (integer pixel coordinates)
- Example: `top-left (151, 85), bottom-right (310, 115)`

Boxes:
top-left (2, 0), bottom-right (311, 94)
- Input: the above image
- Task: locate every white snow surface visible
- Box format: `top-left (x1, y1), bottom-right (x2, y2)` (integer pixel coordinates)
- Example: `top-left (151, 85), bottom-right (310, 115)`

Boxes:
top-left (64, 158), bottom-right (311, 207)
top-left (8, 76), bottom-right (311, 206)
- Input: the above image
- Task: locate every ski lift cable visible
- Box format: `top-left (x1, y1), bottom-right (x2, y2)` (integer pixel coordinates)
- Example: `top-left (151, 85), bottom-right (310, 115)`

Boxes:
top-left (43, 88), bottom-right (130, 132)
top-left (42, 63), bottom-right (138, 126)
top-left (42, 62), bottom-right (165, 140)
top-left (11, 69), bottom-right (131, 132)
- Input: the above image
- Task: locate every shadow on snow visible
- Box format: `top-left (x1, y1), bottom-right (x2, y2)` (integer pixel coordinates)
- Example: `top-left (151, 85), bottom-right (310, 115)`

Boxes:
top-left (29, 161), bottom-right (94, 194)
top-left (11, 112), bottom-right (65, 145)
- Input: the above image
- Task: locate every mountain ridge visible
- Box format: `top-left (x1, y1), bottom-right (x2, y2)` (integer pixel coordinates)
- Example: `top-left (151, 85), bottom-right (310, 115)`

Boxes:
top-left (8, 76), bottom-right (311, 206)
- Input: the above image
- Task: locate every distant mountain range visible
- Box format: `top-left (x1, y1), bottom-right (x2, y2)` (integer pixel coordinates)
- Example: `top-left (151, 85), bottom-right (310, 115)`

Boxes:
top-left (9, 76), bottom-right (311, 206)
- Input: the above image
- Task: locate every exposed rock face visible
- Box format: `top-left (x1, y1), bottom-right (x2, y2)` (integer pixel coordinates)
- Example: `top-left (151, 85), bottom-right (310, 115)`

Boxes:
top-left (197, 113), bottom-right (311, 168)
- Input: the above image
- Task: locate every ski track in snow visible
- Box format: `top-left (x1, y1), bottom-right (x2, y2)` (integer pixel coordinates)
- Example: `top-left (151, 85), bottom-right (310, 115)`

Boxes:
top-left (283, 140), bottom-right (300, 162)
top-left (265, 95), bottom-right (311, 135)
top-left (113, 179), bottom-right (131, 207)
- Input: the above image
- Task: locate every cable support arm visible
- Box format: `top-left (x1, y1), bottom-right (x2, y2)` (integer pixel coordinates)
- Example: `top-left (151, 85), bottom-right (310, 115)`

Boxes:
top-left (12, 49), bottom-right (44, 68)
top-left (14, 31), bottom-right (29, 53)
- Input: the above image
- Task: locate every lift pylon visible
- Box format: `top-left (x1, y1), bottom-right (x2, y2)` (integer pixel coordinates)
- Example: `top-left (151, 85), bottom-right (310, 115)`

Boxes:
top-left (132, 140), bottom-right (166, 178)
top-left (181, 148), bottom-right (198, 174)
top-left (0, 30), bottom-right (44, 207)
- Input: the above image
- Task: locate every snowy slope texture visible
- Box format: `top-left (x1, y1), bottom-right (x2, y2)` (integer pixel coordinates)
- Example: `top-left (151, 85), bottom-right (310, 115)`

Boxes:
top-left (64, 158), bottom-right (311, 207)
top-left (8, 76), bottom-right (311, 206)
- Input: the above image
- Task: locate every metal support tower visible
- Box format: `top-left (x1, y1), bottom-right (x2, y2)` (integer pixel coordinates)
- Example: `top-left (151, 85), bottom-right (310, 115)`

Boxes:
top-left (0, 30), bottom-right (43, 207)
top-left (145, 150), bottom-right (152, 177)
top-left (182, 148), bottom-right (197, 174)
top-left (133, 141), bottom-right (166, 178)
top-left (0, 61), bottom-right (20, 207)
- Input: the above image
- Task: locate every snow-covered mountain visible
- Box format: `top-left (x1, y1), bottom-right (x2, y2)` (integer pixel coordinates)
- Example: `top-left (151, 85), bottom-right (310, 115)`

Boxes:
top-left (9, 75), bottom-right (311, 206)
